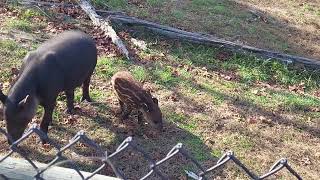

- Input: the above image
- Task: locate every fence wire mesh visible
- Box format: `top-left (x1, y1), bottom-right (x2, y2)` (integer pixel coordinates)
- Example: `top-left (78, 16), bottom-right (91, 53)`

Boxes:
top-left (0, 124), bottom-right (302, 180)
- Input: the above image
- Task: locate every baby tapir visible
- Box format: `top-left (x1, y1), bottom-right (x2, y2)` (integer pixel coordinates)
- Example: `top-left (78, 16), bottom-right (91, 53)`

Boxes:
top-left (0, 30), bottom-right (97, 143)
top-left (111, 71), bottom-right (163, 131)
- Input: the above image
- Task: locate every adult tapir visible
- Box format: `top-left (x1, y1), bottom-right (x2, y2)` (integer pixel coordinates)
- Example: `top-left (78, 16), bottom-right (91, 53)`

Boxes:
top-left (0, 30), bottom-right (97, 144)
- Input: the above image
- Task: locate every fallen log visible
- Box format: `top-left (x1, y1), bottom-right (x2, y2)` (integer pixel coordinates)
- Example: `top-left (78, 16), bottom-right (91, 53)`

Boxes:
top-left (106, 14), bottom-right (320, 68)
top-left (78, 0), bottom-right (132, 61)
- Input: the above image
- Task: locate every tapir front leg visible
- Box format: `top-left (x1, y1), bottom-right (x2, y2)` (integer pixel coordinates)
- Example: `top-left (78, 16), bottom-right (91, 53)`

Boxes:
top-left (119, 99), bottom-right (131, 119)
top-left (65, 89), bottom-right (75, 114)
top-left (40, 102), bottom-right (55, 143)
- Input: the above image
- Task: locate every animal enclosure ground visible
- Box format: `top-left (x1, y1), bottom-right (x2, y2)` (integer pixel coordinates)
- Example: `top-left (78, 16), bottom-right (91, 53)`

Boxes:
top-left (0, 1), bottom-right (320, 179)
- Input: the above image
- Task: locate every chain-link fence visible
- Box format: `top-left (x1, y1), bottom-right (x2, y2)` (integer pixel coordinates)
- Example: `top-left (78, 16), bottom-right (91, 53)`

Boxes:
top-left (0, 124), bottom-right (302, 180)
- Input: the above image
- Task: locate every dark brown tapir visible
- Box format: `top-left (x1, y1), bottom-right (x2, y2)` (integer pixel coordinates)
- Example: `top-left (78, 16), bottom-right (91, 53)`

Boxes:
top-left (0, 30), bottom-right (97, 144)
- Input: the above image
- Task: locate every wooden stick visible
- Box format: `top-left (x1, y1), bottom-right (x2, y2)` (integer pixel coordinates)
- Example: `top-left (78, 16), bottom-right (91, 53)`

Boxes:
top-left (78, 0), bottom-right (132, 61)
top-left (107, 15), bottom-right (320, 67)
top-left (77, 0), bottom-right (132, 60)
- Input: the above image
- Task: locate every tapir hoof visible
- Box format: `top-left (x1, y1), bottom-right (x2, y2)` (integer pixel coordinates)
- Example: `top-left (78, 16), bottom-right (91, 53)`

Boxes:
top-left (65, 107), bottom-right (81, 115)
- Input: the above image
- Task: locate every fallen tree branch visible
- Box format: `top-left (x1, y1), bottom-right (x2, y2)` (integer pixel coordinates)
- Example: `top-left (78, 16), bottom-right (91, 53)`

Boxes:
top-left (78, 0), bottom-right (132, 61)
top-left (106, 14), bottom-right (320, 67)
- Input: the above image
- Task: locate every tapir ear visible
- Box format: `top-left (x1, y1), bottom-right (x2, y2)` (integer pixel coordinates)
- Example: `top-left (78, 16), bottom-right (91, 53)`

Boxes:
top-left (152, 97), bottom-right (158, 105)
top-left (22, 52), bottom-right (32, 63)
top-left (42, 51), bottom-right (56, 60)
top-left (18, 95), bottom-right (31, 108)
top-left (0, 90), bottom-right (7, 104)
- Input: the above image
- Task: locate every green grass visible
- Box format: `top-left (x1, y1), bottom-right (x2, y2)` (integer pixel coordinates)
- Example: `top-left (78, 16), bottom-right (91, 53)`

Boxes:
top-left (191, 0), bottom-right (218, 8)
top-left (130, 65), bottom-right (148, 82)
top-left (95, 56), bottom-right (129, 78)
top-left (167, 42), bottom-right (320, 89)
top-left (74, 88), bottom-right (106, 102)
top-left (271, 91), bottom-right (320, 110)
top-left (152, 65), bottom-right (178, 87)
top-left (212, 5), bottom-right (228, 15)
top-left (200, 82), bottom-right (228, 105)
top-left (147, 0), bottom-right (163, 7)
top-left (4, 7), bottom-right (45, 33)
top-left (211, 149), bottom-right (223, 158)
top-left (20, 8), bottom-right (42, 20)
top-left (0, 39), bottom-right (17, 50)
top-left (182, 136), bottom-right (211, 162)
top-left (4, 18), bottom-right (33, 32)
top-left (171, 10), bottom-right (185, 20)
top-left (92, 0), bottom-right (127, 9)
top-left (222, 134), bottom-right (254, 154)
top-left (0, 39), bottom-right (28, 81)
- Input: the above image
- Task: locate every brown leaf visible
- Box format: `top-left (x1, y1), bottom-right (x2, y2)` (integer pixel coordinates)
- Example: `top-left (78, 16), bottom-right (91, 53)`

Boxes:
top-left (309, 107), bottom-right (320, 112)
top-left (288, 82), bottom-right (305, 94)
top-left (75, 142), bottom-right (87, 148)
top-left (11, 67), bottom-right (19, 76)
top-left (216, 51), bottom-right (232, 61)
top-left (169, 93), bottom-right (179, 102)
top-left (42, 143), bottom-right (51, 150)
top-left (64, 116), bottom-right (78, 125)
top-left (248, 116), bottom-right (258, 124)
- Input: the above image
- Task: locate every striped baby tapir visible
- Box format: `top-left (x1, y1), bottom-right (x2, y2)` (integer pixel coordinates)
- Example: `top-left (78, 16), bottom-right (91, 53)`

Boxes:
top-left (111, 71), bottom-right (163, 131)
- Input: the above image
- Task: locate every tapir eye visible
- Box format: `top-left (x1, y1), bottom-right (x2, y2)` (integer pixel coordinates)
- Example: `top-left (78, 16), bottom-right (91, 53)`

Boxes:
top-left (142, 103), bottom-right (151, 112)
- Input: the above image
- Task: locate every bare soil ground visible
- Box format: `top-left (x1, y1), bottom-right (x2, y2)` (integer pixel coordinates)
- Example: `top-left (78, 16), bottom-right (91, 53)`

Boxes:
top-left (0, 1), bottom-right (320, 180)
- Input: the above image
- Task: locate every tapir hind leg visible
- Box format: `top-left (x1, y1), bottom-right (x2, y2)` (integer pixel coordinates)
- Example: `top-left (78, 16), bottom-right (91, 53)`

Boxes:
top-left (81, 75), bottom-right (92, 102)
